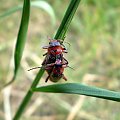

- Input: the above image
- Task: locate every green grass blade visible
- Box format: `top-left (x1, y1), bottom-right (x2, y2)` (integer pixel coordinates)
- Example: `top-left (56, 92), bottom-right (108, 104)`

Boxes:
top-left (13, 69), bottom-right (44, 120)
top-left (31, 1), bottom-right (55, 25)
top-left (32, 83), bottom-right (120, 102)
top-left (4, 0), bottom-right (30, 87)
top-left (0, 1), bottom-right (55, 25)
top-left (14, 0), bottom-right (30, 76)
top-left (0, 6), bottom-right (21, 18)
top-left (3, 0), bottom-right (55, 87)
top-left (54, 0), bottom-right (81, 40)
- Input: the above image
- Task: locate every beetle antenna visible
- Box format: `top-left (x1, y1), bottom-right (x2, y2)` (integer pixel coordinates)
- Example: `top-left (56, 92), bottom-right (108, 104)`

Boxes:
top-left (57, 39), bottom-right (71, 47)
top-left (28, 67), bottom-right (42, 71)
top-left (64, 41), bottom-right (71, 47)
top-left (67, 66), bottom-right (75, 70)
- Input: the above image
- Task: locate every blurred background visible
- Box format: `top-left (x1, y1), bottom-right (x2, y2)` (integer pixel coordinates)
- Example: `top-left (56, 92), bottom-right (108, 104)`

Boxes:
top-left (0, 0), bottom-right (120, 120)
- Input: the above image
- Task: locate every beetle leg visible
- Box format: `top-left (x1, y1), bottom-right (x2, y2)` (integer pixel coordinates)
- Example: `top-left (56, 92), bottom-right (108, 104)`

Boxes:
top-left (63, 57), bottom-right (68, 64)
top-left (45, 75), bottom-right (50, 82)
top-left (42, 46), bottom-right (49, 49)
top-left (42, 55), bottom-right (49, 65)
top-left (43, 52), bottom-right (47, 56)
top-left (46, 63), bottom-right (55, 67)
top-left (63, 50), bottom-right (68, 53)
top-left (42, 58), bottom-right (46, 65)
top-left (28, 66), bottom-right (42, 71)
top-left (42, 63), bottom-right (55, 70)
top-left (62, 64), bottom-right (67, 68)
top-left (62, 57), bottom-right (68, 66)
top-left (62, 75), bottom-right (67, 81)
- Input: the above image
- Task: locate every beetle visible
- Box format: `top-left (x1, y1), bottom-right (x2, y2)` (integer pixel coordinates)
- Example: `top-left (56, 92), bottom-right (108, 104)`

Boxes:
top-left (42, 37), bottom-right (68, 55)
top-left (28, 37), bottom-right (69, 82)
top-left (41, 37), bottom-right (69, 82)
top-left (44, 55), bottom-right (68, 82)
top-left (28, 56), bottom-right (68, 82)
top-left (42, 37), bottom-right (67, 66)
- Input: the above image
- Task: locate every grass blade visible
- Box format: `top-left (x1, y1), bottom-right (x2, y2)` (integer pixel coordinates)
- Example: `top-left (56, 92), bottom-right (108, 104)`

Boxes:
top-left (4, 0), bottom-right (55, 87)
top-left (0, 6), bottom-right (21, 18)
top-left (0, 1), bottom-right (55, 25)
top-left (54, 0), bottom-right (81, 40)
top-left (32, 83), bottom-right (120, 102)
top-left (14, 0), bottom-right (30, 76)
top-left (31, 1), bottom-right (55, 25)
top-left (13, 69), bottom-right (44, 120)
top-left (4, 0), bottom-right (30, 87)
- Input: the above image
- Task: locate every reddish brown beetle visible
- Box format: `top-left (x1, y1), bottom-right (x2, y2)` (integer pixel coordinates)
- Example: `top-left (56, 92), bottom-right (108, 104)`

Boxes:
top-left (44, 55), bottom-right (68, 82)
top-left (28, 37), bottom-right (69, 82)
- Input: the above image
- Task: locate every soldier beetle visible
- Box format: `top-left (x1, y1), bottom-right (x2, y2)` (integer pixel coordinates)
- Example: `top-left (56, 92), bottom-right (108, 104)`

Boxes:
top-left (28, 56), bottom-right (68, 82)
top-left (42, 37), bottom-right (67, 66)
top-left (44, 55), bottom-right (68, 82)
top-left (28, 37), bottom-right (69, 82)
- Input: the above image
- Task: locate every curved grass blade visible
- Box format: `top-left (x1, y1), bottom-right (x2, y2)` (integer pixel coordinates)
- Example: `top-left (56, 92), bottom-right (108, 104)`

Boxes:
top-left (4, 0), bottom-right (30, 87)
top-left (32, 83), bottom-right (120, 102)
top-left (14, 0), bottom-right (30, 80)
top-left (0, 5), bottom-right (21, 19)
top-left (0, 1), bottom-right (55, 25)
top-left (31, 1), bottom-right (55, 26)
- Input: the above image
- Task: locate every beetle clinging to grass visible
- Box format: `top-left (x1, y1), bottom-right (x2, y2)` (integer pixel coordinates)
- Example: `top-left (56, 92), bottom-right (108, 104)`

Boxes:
top-left (28, 37), bottom-right (69, 82)
top-left (44, 54), bottom-right (68, 82)
top-left (42, 37), bottom-right (68, 65)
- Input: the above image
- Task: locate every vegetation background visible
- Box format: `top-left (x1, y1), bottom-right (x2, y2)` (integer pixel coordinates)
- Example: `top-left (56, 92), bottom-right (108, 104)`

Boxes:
top-left (0, 0), bottom-right (120, 120)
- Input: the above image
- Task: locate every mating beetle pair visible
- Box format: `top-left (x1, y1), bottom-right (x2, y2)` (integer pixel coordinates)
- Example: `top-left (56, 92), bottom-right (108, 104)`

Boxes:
top-left (42, 37), bottom-right (68, 82)
top-left (28, 37), bottom-right (68, 82)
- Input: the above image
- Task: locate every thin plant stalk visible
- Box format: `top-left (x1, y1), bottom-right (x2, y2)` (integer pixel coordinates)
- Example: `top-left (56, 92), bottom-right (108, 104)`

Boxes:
top-left (13, 69), bottom-right (44, 120)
